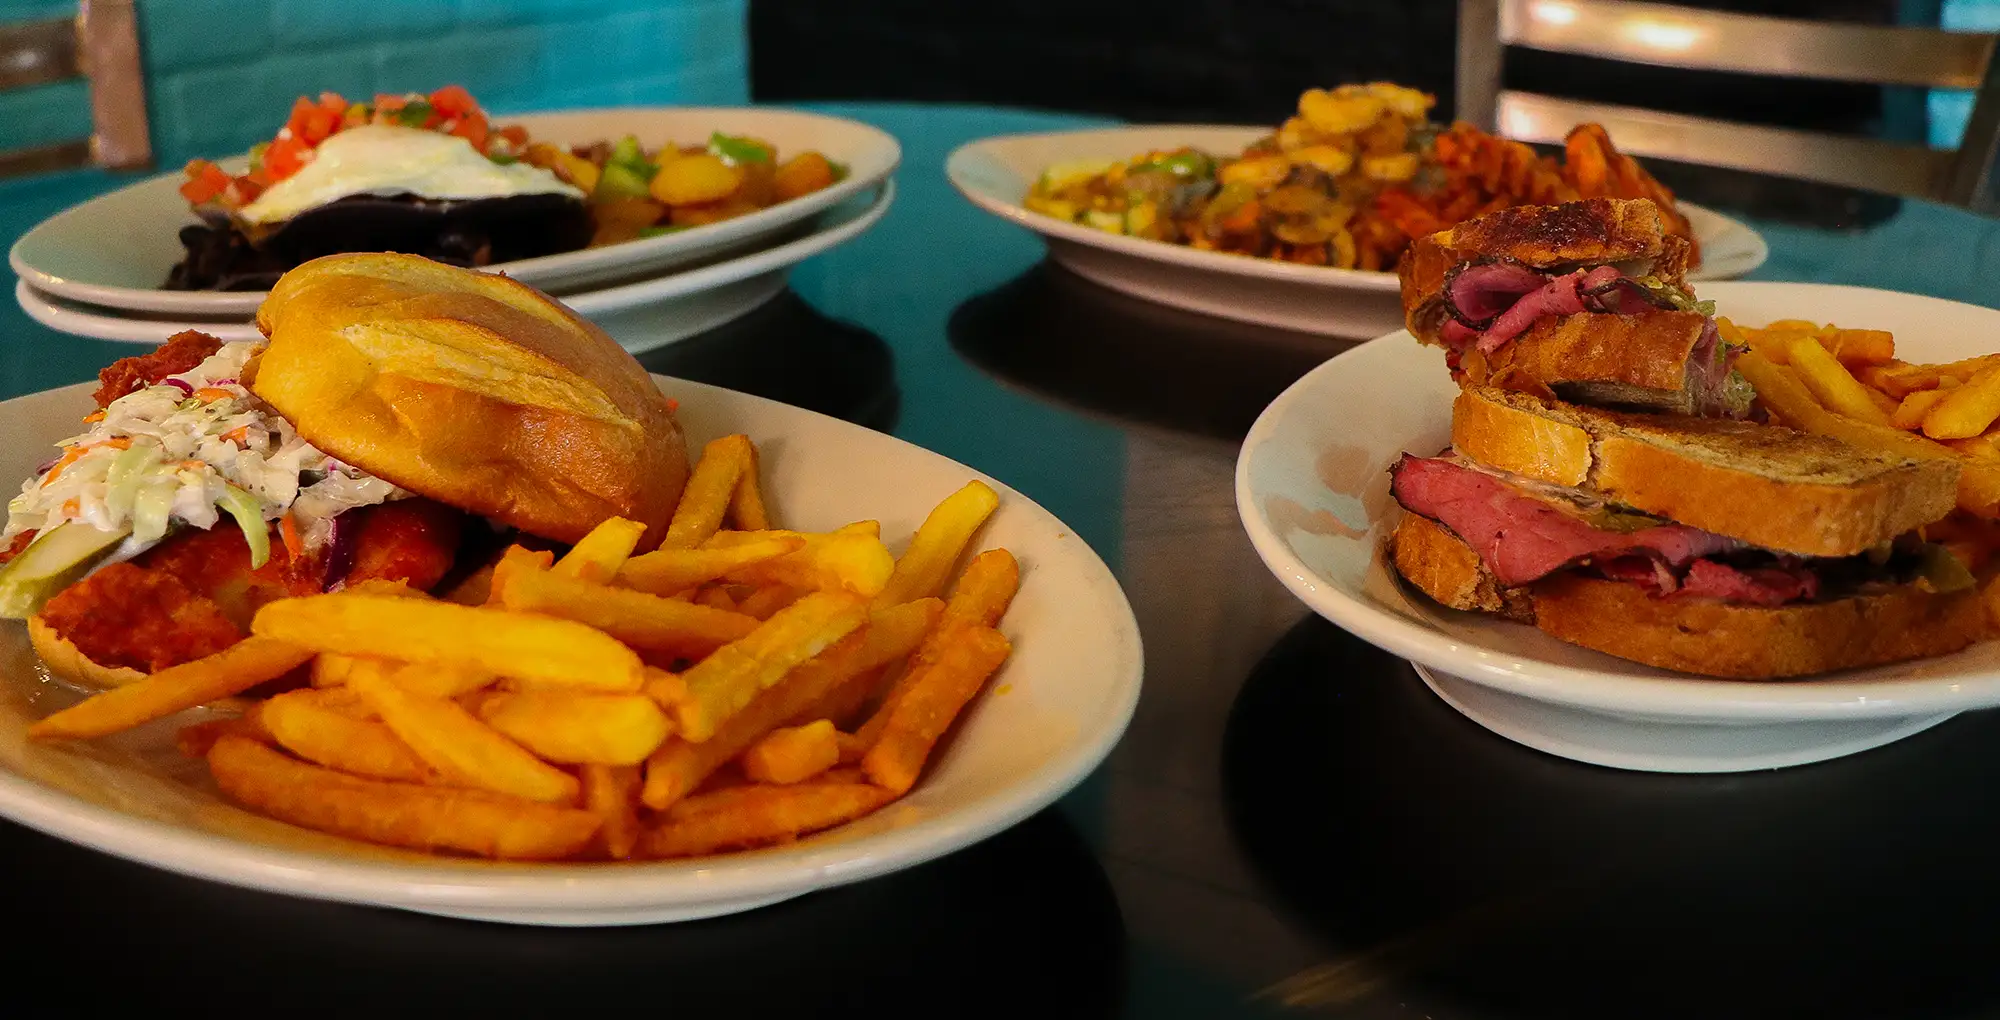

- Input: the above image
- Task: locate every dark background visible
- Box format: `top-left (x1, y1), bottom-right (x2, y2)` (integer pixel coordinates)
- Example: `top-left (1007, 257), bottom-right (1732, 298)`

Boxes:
top-left (749, 0), bottom-right (1929, 224)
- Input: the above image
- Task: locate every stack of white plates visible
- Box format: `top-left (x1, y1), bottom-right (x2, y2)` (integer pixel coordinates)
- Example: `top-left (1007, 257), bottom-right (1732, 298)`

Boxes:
top-left (10, 108), bottom-right (899, 354)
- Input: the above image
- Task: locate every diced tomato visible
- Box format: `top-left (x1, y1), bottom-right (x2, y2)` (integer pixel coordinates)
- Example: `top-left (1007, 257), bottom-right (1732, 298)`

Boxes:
top-left (264, 135), bottom-right (312, 179)
top-left (316, 91), bottom-right (348, 116)
top-left (497, 124), bottom-right (529, 148)
top-left (178, 160), bottom-right (231, 204)
top-left (450, 110), bottom-right (490, 151)
top-left (287, 96), bottom-right (342, 146)
top-left (430, 84), bottom-right (478, 117)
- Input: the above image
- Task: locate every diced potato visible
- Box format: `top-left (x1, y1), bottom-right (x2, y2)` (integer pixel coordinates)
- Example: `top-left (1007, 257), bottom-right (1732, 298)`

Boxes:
top-left (774, 152), bottom-right (837, 201)
top-left (651, 153), bottom-right (744, 206)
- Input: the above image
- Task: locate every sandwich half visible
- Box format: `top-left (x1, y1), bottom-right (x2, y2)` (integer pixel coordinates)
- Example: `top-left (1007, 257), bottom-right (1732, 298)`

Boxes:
top-left (1399, 197), bottom-right (1751, 419)
top-left (1387, 386), bottom-right (1984, 678)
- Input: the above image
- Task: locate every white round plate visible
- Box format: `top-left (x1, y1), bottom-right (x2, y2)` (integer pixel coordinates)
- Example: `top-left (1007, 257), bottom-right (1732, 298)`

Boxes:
top-left (1236, 282), bottom-right (2000, 773)
top-left (10, 106), bottom-right (900, 315)
top-left (0, 376), bottom-right (1142, 925)
top-left (17, 181), bottom-right (892, 355)
top-left (947, 125), bottom-right (1767, 338)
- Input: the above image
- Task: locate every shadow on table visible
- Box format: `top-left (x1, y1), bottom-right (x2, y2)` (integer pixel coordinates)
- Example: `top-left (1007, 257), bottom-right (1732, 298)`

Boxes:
top-left (5, 807), bottom-right (1125, 1017)
top-left (636, 289), bottom-right (901, 433)
top-left (1220, 615), bottom-right (2000, 1020)
top-left (947, 262), bottom-right (1344, 443)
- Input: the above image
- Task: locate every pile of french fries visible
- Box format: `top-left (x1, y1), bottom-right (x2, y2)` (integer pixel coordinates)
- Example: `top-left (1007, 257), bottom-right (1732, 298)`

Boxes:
top-left (1723, 318), bottom-right (2000, 528)
top-left (26, 434), bottom-right (1022, 862)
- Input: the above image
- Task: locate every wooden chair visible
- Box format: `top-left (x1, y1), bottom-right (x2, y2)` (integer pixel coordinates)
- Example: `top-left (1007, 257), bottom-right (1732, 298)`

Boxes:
top-left (1457, 0), bottom-right (2000, 209)
top-left (0, 0), bottom-right (150, 177)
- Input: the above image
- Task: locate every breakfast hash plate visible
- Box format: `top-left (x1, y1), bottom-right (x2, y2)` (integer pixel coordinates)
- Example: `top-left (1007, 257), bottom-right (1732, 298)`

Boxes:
top-left (0, 375), bottom-right (1142, 925)
top-left (1236, 282), bottom-right (2000, 773)
top-left (947, 125), bottom-right (1766, 337)
top-left (10, 106), bottom-right (901, 316)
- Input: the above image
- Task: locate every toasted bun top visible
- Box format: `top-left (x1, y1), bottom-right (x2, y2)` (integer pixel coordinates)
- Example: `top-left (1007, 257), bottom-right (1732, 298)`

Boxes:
top-left (252, 253), bottom-right (688, 549)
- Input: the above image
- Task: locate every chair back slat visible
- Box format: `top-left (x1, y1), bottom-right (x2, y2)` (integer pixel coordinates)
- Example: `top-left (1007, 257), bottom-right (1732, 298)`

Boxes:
top-left (0, 17), bottom-right (78, 90)
top-left (1498, 90), bottom-right (1954, 199)
top-left (78, 0), bottom-right (149, 170)
top-left (1499, 0), bottom-right (1993, 88)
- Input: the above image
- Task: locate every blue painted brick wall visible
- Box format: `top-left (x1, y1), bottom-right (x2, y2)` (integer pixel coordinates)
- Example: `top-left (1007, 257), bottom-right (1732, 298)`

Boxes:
top-left (0, 0), bottom-right (748, 161)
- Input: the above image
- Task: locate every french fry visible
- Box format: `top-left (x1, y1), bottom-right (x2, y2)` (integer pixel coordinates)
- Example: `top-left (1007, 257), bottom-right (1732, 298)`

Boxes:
top-left (498, 557), bottom-right (759, 657)
top-left (787, 599), bottom-right (942, 728)
top-left (1892, 388), bottom-right (1952, 430)
top-left (29, 637), bottom-right (313, 741)
top-left (664, 435), bottom-right (754, 548)
top-left (672, 592), bottom-right (869, 741)
top-left (872, 481), bottom-right (1000, 608)
top-left (640, 782), bottom-right (892, 858)
top-left (857, 550), bottom-right (1022, 748)
top-left (1787, 335), bottom-right (1893, 425)
top-left (487, 545), bottom-right (555, 605)
top-left (614, 537), bottom-right (804, 596)
top-left (1822, 328), bottom-right (1895, 366)
top-left (1737, 352), bottom-right (1825, 424)
top-left (208, 736), bottom-right (599, 860)
top-left (441, 560), bottom-right (498, 606)
top-left (262, 688), bottom-right (437, 783)
top-left (175, 710), bottom-right (271, 758)
top-left (476, 691), bottom-right (672, 765)
top-left (553, 516), bottom-right (648, 582)
top-left (1859, 361), bottom-right (1938, 398)
top-left (254, 594), bottom-right (644, 692)
top-left (312, 652), bottom-right (364, 688)
top-left (718, 531), bottom-right (895, 597)
top-left (741, 719), bottom-right (840, 784)
top-left (696, 586), bottom-right (739, 612)
top-left (348, 665), bottom-right (580, 803)
top-left (582, 763), bottom-right (642, 860)
top-left (339, 579), bottom-right (433, 599)
top-left (642, 666), bottom-right (688, 709)
top-left (1944, 430), bottom-right (2000, 461)
top-left (386, 660), bottom-right (497, 699)
top-left (736, 584), bottom-right (806, 620)
top-left (1924, 362), bottom-right (2000, 440)
top-left (643, 599), bottom-right (939, 809)
top-left (862, 625), bottom-right (1012, 795)
top-left (1866, 386), bottom-right (1900, 416)
top-left (728, 441), bottom-right (773, 531)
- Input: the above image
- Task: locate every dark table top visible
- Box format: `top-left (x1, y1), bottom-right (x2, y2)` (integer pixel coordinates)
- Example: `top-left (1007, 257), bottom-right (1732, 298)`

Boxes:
top-left (5, 103), bottom-right (2000, 1018)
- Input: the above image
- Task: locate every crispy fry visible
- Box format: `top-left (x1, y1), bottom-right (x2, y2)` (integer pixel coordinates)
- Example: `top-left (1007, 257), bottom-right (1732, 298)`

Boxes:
top-left (858, 550), bottom-right (1022, 749)
top-left (673, 592), bottom-right (869, 741)
top-left (718, 531), bottom-right (894, 597)
top-left (348, 665), bottom-right (580, 803)
top-left (255, 594), bottom-right (643, 692)
top-left (262, 689), bottom-right (437, 783)
top-left (312, 652), bottom-right (364, 688)
top-left (1945, 431), bottom-right (2000, 461)
top-left (642, 666), bottom-right (689, 709)
top-left (1924, 362), bottom-right (2000, 440)
top-left (1788, 335), bottom-right (1893, 425)
top-left (1737, 351), bottom-right (1824, 424)
top-left (385, 660), bottom-right (497, 699)
top-left (737, 584), bottom-right (806, 620)
top-left (664, 434), bottom-right (754, 548)
top-left (696, 585), bottom-right (739, 612)
top-left (872, 482), bottom-right (1000, 608)
top-left (862, 626), bottom-right (1012, 795)
top-left (29, 636), bottom-right (313, 741)
top-left (498, 556), bottom-right (759, 658)
top-left (1822, 328), bottom-right (1895, 366)
top-left (1893, 388), bottom-right (1952, 430)
top-left (741, 719), bottom-right (840, 784)
top-left (728, 441), bottom-right (773, 531)
top-left (644, 599), bottom-right (939, 810)
top-left (487, 545), bottom-right (555, 605)
top-left (208, 736), bottom-right (598, 860)
top-left (614, 537), bottom-right (805, 596)
top-left (553, 516), bottom-right (648, 582)
top-left (640, 782), bottom-right (892, 858)
top-left (175, 711), bottom-right (270, 758)
top-left (476, 691), bottom-right (672, 765)
top-left (582, 763), bottom-right (642, 860)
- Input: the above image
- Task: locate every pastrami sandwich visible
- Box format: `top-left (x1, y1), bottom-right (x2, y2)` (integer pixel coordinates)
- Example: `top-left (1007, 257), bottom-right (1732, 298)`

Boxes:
top-left (0, 252), bottom-right (687, 687)
top-left (1388, 386), bottom-right (1984, 678)
top-left (1399, 197), bottom-right (1752, 419)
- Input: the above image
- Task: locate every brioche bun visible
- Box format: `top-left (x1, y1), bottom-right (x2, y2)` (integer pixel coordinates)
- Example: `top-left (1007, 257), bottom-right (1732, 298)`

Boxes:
top-left (28, 615), bottom-right (146, 688)
top-left (251, 253), bottom-right (688, 549)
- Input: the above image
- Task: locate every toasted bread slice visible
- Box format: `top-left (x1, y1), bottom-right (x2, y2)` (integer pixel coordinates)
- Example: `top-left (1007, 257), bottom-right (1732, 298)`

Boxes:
top-left (1532, 573), bottom-right (1987, 679)
top-left (1399, 198), bottom-right (1688, 344)
top-left (1449, 386), bottom-right (1960, 557)
top-left (1388, 513), bottom-right (1534, 621)
top-left (1467, 310), bottom-right (1715, 415)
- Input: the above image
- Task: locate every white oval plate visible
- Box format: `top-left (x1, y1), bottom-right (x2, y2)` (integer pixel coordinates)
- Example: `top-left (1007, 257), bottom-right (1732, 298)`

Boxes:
top-left (10, 106), bottom-right (901, 315)
top-left (1237, 282), bottom-right (2000, 773)
top-left (0, 376), bottom-right (1141, 926)
top-left (948, 125), bottom-right (1767, 338)
top-left (17, 181), bottom-right (893, 354)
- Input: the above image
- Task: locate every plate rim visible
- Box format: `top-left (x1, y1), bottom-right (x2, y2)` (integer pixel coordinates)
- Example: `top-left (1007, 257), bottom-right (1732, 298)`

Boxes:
top-left (9, 105), bottom-right (903, 315)
top-left (0, 375), bottom-right (1144, 916)
top-left (945, 123), bottom-right (1767, 294)
top-left (1235, 280), bottom-right (2000, 721)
